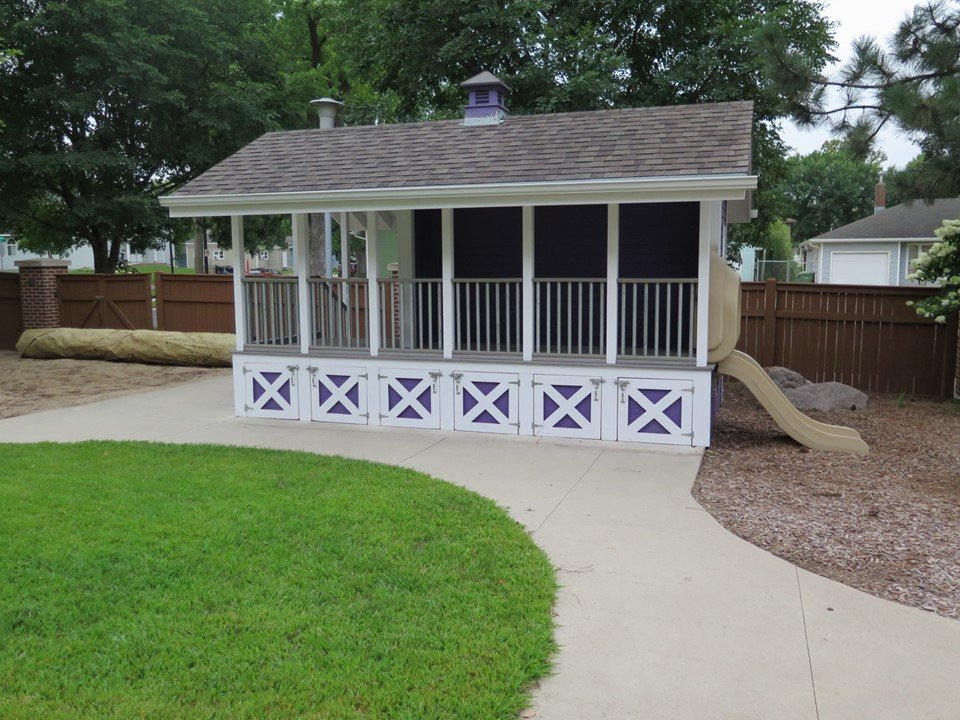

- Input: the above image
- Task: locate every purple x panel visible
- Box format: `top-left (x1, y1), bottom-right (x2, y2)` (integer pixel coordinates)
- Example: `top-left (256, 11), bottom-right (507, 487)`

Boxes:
top-left (463, 381), bottom-right (510, 425)
top-left (544, 384), bottom-right (591, 429)
top-left (627, 394), bottom-right (682, 434)
top-left (253, 371), bottom-right (290, 412)
top-left (388, 378), bottom-right (431, 419)
top-left (318, 374), bottom-right (359, 415)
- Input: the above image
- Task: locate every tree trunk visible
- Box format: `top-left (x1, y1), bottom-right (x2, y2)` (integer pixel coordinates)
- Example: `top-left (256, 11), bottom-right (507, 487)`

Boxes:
top-left (107, 236), bottom-right (122, 274)
top-left (193, 221), bottom-right (204, 275)
top-left (91, 232), bottom-right (110, 274)
top-left (307, 213), bottom-right (326, 277)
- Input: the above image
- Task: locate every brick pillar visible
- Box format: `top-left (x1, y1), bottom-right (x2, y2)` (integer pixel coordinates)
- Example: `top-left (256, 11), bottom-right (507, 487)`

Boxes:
top-left (16, 259), bottom-right (70, 329)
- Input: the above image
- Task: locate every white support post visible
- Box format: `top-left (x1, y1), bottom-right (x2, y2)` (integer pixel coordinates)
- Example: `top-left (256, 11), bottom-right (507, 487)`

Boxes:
top-left (292, 213), bottom-right (311, 354)
top-left (522, 206), bottom-right (534, 362)
top-left (396, 210), bottom-right (415, 346)
top-left (339, 212), bottom-right (350, 280)
top-left (324, 212), bottom-right (334, 278)
top-left (441, 208), bottom-right (454, 359)
top-left (605, 203), bottom-right (619, 364)
top-left (696, 201), bottom-right (720, 367)
top-left (230, 216), bottom-right (245, 352)
top-left (366, 212), bottom-right (381, 357)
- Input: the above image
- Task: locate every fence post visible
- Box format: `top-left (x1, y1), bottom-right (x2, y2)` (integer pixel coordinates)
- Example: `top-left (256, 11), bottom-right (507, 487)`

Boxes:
top-left (761, 277), bottom-right (778, 367)
top-left (155, 273), bottom-right (164, 331)
top-left (953, 319), bottom-right (960, 400)
top-left (142, 274), bottom-right (152, 329)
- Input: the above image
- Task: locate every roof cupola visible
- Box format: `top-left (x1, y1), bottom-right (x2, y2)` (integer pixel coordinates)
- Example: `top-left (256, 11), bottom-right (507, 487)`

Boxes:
top-left (460, 71), bottom-right (511, 126)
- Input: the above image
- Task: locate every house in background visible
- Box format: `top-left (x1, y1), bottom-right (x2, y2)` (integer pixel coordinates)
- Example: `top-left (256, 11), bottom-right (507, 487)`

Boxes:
top-left (1, 233), bottom-right (171, 271)
top-left (801, 190), bottom-right (960, 286)
top-left (182, 238), bottom-right (293, 273)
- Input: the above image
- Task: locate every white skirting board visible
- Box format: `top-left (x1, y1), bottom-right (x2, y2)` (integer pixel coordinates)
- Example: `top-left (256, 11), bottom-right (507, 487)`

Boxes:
top-left (233, 352), bottom-right (714, 447)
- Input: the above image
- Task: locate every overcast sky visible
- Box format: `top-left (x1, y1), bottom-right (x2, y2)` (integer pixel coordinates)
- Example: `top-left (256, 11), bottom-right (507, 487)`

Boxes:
top-left (779, 0), bottom-right (924, 166)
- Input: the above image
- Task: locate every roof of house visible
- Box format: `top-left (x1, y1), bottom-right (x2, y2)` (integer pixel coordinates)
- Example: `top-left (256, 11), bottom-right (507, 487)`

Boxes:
top-left (171, 101), bottom-right (753, 199)
top-left (813, 197), bottom-right (960, 241)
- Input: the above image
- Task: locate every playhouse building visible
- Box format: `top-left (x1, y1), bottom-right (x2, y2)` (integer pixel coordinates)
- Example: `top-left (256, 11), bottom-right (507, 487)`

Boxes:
top-left (161, 73), bottom-right (757, 448)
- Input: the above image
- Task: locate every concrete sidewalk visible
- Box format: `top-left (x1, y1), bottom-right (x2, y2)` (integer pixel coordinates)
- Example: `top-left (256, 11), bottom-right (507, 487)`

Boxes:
top-left (2, 375), bottom-right (959, 719)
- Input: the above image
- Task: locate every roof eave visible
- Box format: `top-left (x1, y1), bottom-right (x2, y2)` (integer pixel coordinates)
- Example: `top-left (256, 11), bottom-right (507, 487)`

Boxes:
top-left (160, 174), bottom-right (758, 218)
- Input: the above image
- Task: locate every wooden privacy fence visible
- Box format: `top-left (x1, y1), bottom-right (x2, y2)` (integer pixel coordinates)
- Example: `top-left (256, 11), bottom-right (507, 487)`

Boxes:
top-left (155, 274), bottom-right (234, 333)
top-left (739, 279), bottom-right (959, 398)
top-left (57, 274), bottom-right (153, 330)
top-left (0, 272), bottom-right (23, 349)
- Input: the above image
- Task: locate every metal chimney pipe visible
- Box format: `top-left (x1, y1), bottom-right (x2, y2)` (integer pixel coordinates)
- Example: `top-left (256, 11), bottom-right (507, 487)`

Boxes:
top-left (308, 98), bottom-right (343, 278)
top-left (310, 98), bottom-right (344, 129)
top-left (874, 171), bottom-right (886, 215)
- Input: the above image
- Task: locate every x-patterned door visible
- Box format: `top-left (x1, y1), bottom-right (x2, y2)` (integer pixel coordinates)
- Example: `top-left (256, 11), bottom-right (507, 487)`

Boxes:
top-left (616, 377), bottom-right (692, 445)
top-left (453, 371), bottom-right (519, 434)
top-left (533, 374), bottom-right (602, 439)
top-left (243, 363), bottom-right (299, 419)
top-left (309, 367), bottom-right (367, 424)
top-left (378, 368), bottom-right (441, 429)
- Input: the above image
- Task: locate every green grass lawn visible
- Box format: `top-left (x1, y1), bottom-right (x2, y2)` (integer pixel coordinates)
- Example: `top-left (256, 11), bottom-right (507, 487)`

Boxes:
top-left (0, 442), bottom-right (556, 720)
top-left (70, 263), bottom-right (195, 275)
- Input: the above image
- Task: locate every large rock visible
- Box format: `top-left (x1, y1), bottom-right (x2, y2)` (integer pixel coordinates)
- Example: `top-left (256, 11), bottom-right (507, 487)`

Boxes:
top-left (785, 381), bottom-right (869, 412)
top-left (765, 366), bottom-right (810, 390)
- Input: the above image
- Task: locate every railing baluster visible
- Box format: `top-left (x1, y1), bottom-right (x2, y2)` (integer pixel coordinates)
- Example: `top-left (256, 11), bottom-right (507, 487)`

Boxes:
top-left (587, 282), bottom-right (594, 355)
top-left (619, 281), bottom-right (627, 355)
top-left (666, 283), bottom-right (673, 357)
top-left (654, 283), bottom-right (660, 357)
top-left (484, 284), bottom-right (491, 353)
top-left (688, 283), bottom-right (695, 357)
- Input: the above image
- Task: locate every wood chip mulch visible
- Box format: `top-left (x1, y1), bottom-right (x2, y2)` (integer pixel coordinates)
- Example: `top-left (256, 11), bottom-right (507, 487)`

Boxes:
top-left (693, 380), bottom-right (960, 620)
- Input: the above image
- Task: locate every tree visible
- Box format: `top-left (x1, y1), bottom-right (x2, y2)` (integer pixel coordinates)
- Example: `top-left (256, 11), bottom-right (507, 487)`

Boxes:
top-left (331, 0), bottom-right (834, 260)
top-left (760, 0), bottom-right (960, 201)
top-left (907, 216), bottom-right (960, 321)
top-left (0, 0), bottom-right (292, 273)
top-left (776, 141), bottom-right (886, 243)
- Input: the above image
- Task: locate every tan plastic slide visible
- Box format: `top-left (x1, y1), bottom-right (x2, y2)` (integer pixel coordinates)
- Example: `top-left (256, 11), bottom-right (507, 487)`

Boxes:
top-left (707, 251), bottom-right (869, 454)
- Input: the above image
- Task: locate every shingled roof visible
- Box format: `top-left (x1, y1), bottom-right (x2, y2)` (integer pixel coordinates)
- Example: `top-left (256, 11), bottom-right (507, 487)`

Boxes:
top-left (172, 101), bottom-right (753, 198)
top-left (814, 197), bottom-right (960, 240)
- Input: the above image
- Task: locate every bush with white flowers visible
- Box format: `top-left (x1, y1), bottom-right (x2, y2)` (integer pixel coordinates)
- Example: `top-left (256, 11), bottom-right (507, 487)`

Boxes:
top-left (906, 217), bottom-right (960, 323)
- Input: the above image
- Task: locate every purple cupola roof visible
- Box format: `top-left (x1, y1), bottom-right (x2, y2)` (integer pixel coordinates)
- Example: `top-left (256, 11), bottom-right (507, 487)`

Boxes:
top-left (460, 71), bottom-right (511, 126)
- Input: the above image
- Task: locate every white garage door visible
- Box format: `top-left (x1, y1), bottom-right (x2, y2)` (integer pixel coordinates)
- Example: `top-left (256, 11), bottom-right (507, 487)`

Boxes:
top-left (830, 251), bottom-right (889, 285)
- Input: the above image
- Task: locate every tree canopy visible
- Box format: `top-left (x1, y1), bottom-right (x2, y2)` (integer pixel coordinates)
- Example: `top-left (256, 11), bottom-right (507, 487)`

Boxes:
top-left (761, 0), bottom-right (960, 201)
top-left (1, 0), bottom-right (837, 271)
top-left (773, 141), bottom-right (887, 243)
top-left (0, 0), bottom-right (294, 272)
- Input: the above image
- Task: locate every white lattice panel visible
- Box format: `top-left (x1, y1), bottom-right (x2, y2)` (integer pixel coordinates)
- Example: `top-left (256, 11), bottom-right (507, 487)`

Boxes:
top-left (243, 363), bottom-right (299, 420)
top-left (309, 366), bottom-right (368, 425)
top-left (378, 368), bottom-right (441, 429)
top-left (533, 374), bottom-right (602, 439)
top-left (616, 377), bottom-right (692, 445)
top-left (453, 371), bottom-right (519, 434)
